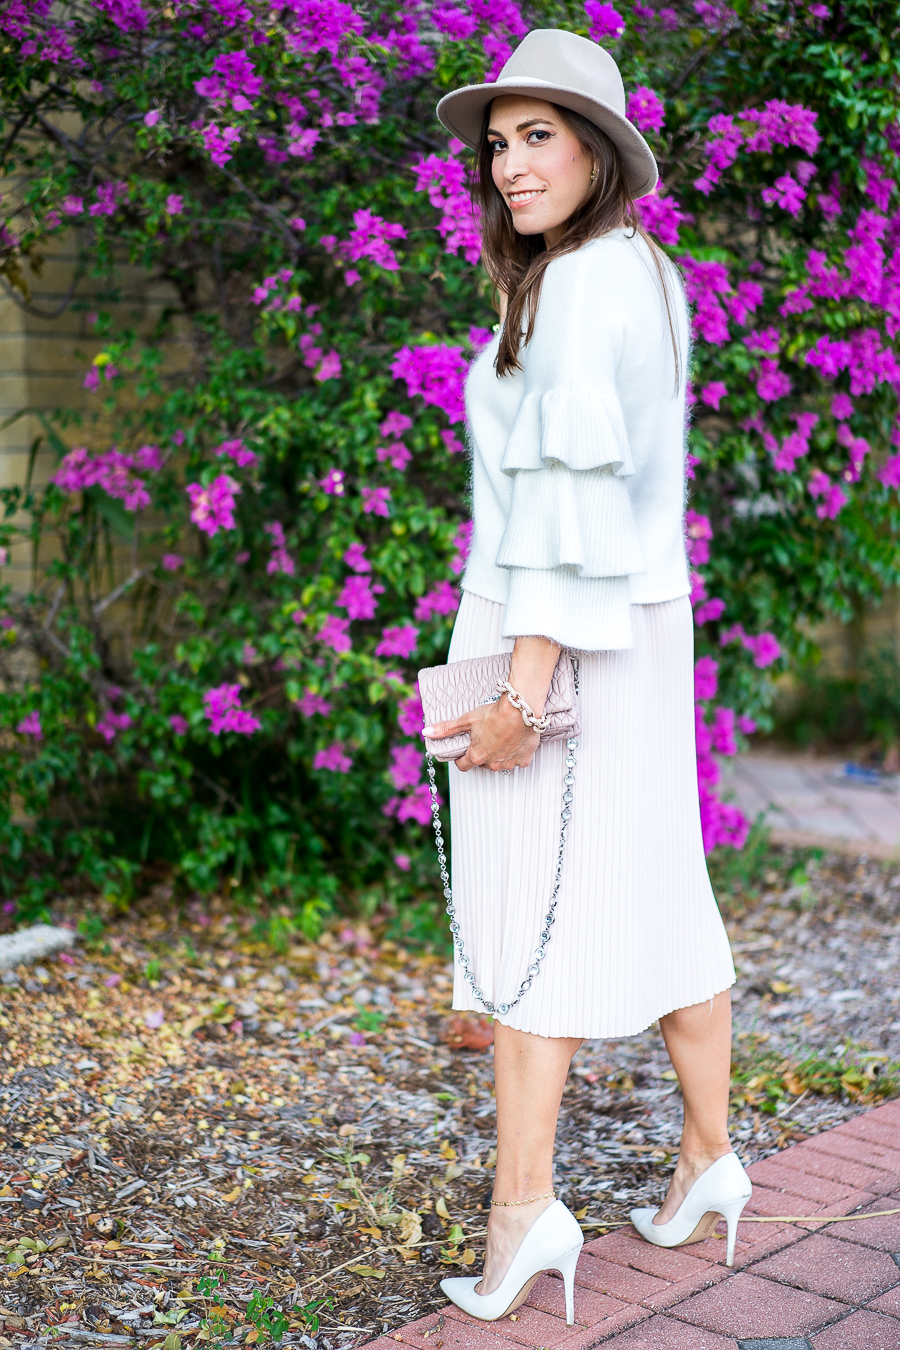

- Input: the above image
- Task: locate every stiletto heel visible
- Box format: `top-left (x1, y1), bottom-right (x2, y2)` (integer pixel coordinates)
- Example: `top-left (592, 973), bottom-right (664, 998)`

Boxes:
top-left (629, 1152), bottom-right (752, 1269)
top-left (440, 1200), bottom-right (584, 1324)
top-left (556, 1244), bottom-right (580, 1325)
top-left (720, 1196), bottom-right (746, 1267)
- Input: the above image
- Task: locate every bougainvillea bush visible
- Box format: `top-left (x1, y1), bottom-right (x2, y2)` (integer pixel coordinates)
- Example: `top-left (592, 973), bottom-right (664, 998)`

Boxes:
top-left (0, 0), bottom-right (898, 924)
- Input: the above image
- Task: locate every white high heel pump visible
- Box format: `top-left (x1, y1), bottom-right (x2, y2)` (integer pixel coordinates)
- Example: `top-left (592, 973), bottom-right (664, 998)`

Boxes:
top-left (629, 1151), bottom-right (752, 1267)
top-left (440, 1199), bottom-right (584, 1325)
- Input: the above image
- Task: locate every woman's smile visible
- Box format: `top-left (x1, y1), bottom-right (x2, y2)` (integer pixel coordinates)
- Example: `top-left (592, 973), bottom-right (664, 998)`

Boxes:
top-left (507, 188), bottom-right (546, 208)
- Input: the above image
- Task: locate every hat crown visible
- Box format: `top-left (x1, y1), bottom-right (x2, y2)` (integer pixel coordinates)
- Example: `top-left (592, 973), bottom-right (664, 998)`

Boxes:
top-left (496, 29), bottom-right (626, 119)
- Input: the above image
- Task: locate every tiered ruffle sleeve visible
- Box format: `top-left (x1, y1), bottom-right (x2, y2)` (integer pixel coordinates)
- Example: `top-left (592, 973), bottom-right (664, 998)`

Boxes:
top-left (495, 249), bottom-right (646, 651)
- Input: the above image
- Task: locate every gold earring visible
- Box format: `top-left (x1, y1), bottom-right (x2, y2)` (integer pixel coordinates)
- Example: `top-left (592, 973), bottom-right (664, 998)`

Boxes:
top-left (590, 167), bottom-right (598, 181)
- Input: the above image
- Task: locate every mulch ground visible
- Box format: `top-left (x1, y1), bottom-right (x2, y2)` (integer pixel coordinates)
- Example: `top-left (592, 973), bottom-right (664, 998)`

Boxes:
top-left (0, 847), bottom-right (898, 1348)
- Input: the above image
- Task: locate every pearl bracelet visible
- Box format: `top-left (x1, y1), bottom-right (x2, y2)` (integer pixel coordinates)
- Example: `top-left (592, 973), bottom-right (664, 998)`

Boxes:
top-left (495, 679), bottom-right (551, 732)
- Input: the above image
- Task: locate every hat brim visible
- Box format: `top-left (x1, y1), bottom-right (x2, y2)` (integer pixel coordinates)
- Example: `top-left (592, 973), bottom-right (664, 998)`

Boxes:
top-left (436, 76), bottom-right (658, 200)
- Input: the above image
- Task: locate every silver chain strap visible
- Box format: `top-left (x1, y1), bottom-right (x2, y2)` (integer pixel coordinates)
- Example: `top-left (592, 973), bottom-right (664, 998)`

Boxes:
top-left (425, 733), bottom-right (578, 1018)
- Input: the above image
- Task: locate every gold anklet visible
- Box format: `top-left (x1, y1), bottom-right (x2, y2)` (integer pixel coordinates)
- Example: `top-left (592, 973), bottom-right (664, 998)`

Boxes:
top-left (491, 1191), bottom-right (556, 1207)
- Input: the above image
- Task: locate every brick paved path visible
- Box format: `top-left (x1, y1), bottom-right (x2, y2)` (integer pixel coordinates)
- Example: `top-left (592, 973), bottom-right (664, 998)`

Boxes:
top-left (369, 1100), bottom-right (900, 1350)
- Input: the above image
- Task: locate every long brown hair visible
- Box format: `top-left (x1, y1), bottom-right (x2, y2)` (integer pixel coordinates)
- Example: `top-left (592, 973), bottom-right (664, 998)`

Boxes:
top-left (476, 102), bottom-right (681, 383)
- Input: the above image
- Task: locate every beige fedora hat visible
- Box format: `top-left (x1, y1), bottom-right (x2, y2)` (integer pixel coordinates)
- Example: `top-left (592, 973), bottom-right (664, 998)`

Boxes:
top-left (436, 29), bottom-right (658, 200)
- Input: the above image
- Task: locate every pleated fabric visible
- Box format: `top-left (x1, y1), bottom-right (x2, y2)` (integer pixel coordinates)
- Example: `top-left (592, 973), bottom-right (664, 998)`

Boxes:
top-left (446, 591), bottom-right (736, 1040)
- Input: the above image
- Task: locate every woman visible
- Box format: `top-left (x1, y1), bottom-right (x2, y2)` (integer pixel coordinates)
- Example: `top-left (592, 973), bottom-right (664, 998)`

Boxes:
top-left (422, 28), bottom-right (752, 1325)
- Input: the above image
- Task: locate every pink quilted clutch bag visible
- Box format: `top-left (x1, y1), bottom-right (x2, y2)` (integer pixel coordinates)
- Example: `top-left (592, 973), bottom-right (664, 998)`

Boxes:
top-left (418, 652), bottom-right (581, 762)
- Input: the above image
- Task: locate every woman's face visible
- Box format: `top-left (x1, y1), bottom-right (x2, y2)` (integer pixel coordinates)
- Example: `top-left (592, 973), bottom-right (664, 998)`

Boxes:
top-left (488, 95), bottom-right (594, 247)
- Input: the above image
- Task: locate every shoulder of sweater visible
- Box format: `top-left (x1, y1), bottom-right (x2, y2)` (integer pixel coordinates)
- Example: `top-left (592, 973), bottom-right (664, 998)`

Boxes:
top-left (543, 230), bottom-right (679, 311)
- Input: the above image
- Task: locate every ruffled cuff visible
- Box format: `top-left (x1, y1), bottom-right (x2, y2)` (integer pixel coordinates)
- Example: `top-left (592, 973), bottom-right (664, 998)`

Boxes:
top-left (500, 388), bottom-right (634, 478)
top-left (496, 462), bottom-right (644, 577)
top-left (500, 567), bottom-right (633, 651)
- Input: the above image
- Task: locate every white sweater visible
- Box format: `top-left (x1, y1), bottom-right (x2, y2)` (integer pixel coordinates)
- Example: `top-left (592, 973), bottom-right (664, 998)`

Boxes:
top-left (461, 228), bottom-right (691, 652)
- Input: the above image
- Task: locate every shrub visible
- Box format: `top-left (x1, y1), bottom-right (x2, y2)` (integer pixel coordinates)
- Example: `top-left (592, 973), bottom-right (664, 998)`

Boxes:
top-left (0, 0), bottom-right (898, 922)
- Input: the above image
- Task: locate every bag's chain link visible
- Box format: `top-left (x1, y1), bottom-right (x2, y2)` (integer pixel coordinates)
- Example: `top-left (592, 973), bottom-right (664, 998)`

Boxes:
top-left (425, 735), bottom-right (578, 1018)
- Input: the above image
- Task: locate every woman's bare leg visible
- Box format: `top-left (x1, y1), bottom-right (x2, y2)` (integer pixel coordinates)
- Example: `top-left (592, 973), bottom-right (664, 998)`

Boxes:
top-left (479, 1023), bottom-right (582, 1294)
top-left (654, 989), bottom-right (733, 1224)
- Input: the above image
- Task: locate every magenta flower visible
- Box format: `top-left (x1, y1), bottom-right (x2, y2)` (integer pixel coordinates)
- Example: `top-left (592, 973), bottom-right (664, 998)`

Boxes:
top-left (380, 412), bottom-right (413, 438)
top-left (362, 486), bottom-right (391, 517)
top-left (738, 715), bottom-right (757, 735)
top-left (314, 743), bottom-right (353, 772)
top-left (413, 153), bottom-right (482, 265)
top-left (338, 574), bottom-right (383, 620)
top-left (878, 449), bottom-right (900, 489)
top-left (16, 711), bottom-right (42, 738)
top-left (398, 693), bottom-right (424, 736)
top-left (762, 174), bottom-right (807, 216)
top-left (89, 181), bottom-right (128, 217)
top-left (215, 438), bottom-right (257, 468)
top-left (375, 625), bottom-right (418, 659)
top-left (144, 109), bottom-right (161, 127)
top-left (432, 3), bottom-right (478, 39)
top-left (390, 345), bottom-right (468, 425)
top-left (94, 0), bottom-right (149, 32)
top-left (450, 520), bottom-right (473, 575)
top-left (808, 472), bottom-right (847, 521)
top-left (755, 360), bottom-right (793, 403)
top-left (336, 208), bottom-right (407, 272)
top-left (831, 394), bottom-right (854, 421)
top-left (862, 158), bottom-right (894, 212)
top-left (297, 690), bottom-right (331, 718)
top-left (636, 185), bottom-right (686, 247)
top-left (694, 598), bottom-right (726, 625)
top-left (169, 714), bottom-right (189, 735)
top-left (394, 853), bottom-right (411, 872)
top-left (84, 367), bottom-right (101, 392)
top-left (694, 656), bottom-right (719, 702)
top-left (585, 0), bottom-right (626, 40)
top-left (202, 123), bottom-right (241, 168)
top-left (343, 542), bottom-right (370, 573)
top-left (203, 683), bottom-right (261, 735)
top-left (626, 86), bottom-right (665, 135)
top-left (135, 444), bottom-right (163, 471)
top-left (53, 446), bottom-right (151, 512)
top-left (746, 632), bottom-right (782, 667)
top-left (743, 328), bottom-right (781, 356)
top-left (376, 443), bottom-right (412, 471)
top-left (318, 614), bottom-right (352, 654)
top-left (162, 553), bottom-right (183, 571)
top-left (805, 335), bottom-right (852, 380)
top-left (97, 711), bottom-right (132, 744)
top-left (165, 194), bottom-right (184, 215)
top-left (389, 743), bottom-right (423, 790)
top-left (62, 196), bottom-right (84, 216)
top-left (321, 468), bottom-right (345, 496)
top-left (441, 430), bottom-right (466, 455)
top-left (264, 521), bottom-right (295, 577)
top-left (186, 474), bottom-right (240, 536)
top-left (685, 511), bottom-right (713, 567)
top-left (414, 581), bottom-right (459, 621)
top-left (383, 783), bottom-right (434, 825)
top-left (711, 706), bottom-right (737, 756)
top-left (699, 382), bottom-right (727, 411)
top-left (314, 350), bottom-right (342, 382)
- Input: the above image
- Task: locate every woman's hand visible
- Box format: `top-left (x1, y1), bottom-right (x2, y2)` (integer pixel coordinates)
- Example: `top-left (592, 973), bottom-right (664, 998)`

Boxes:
top-left (424, 695), bottom-right (540, 773)
top-left (423, 634), bottom-right (561, 773)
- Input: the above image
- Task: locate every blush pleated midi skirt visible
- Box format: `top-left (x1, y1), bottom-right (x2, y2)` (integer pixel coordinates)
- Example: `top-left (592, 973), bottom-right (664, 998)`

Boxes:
top-left (445, 590), bottom-right (736, 1040)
